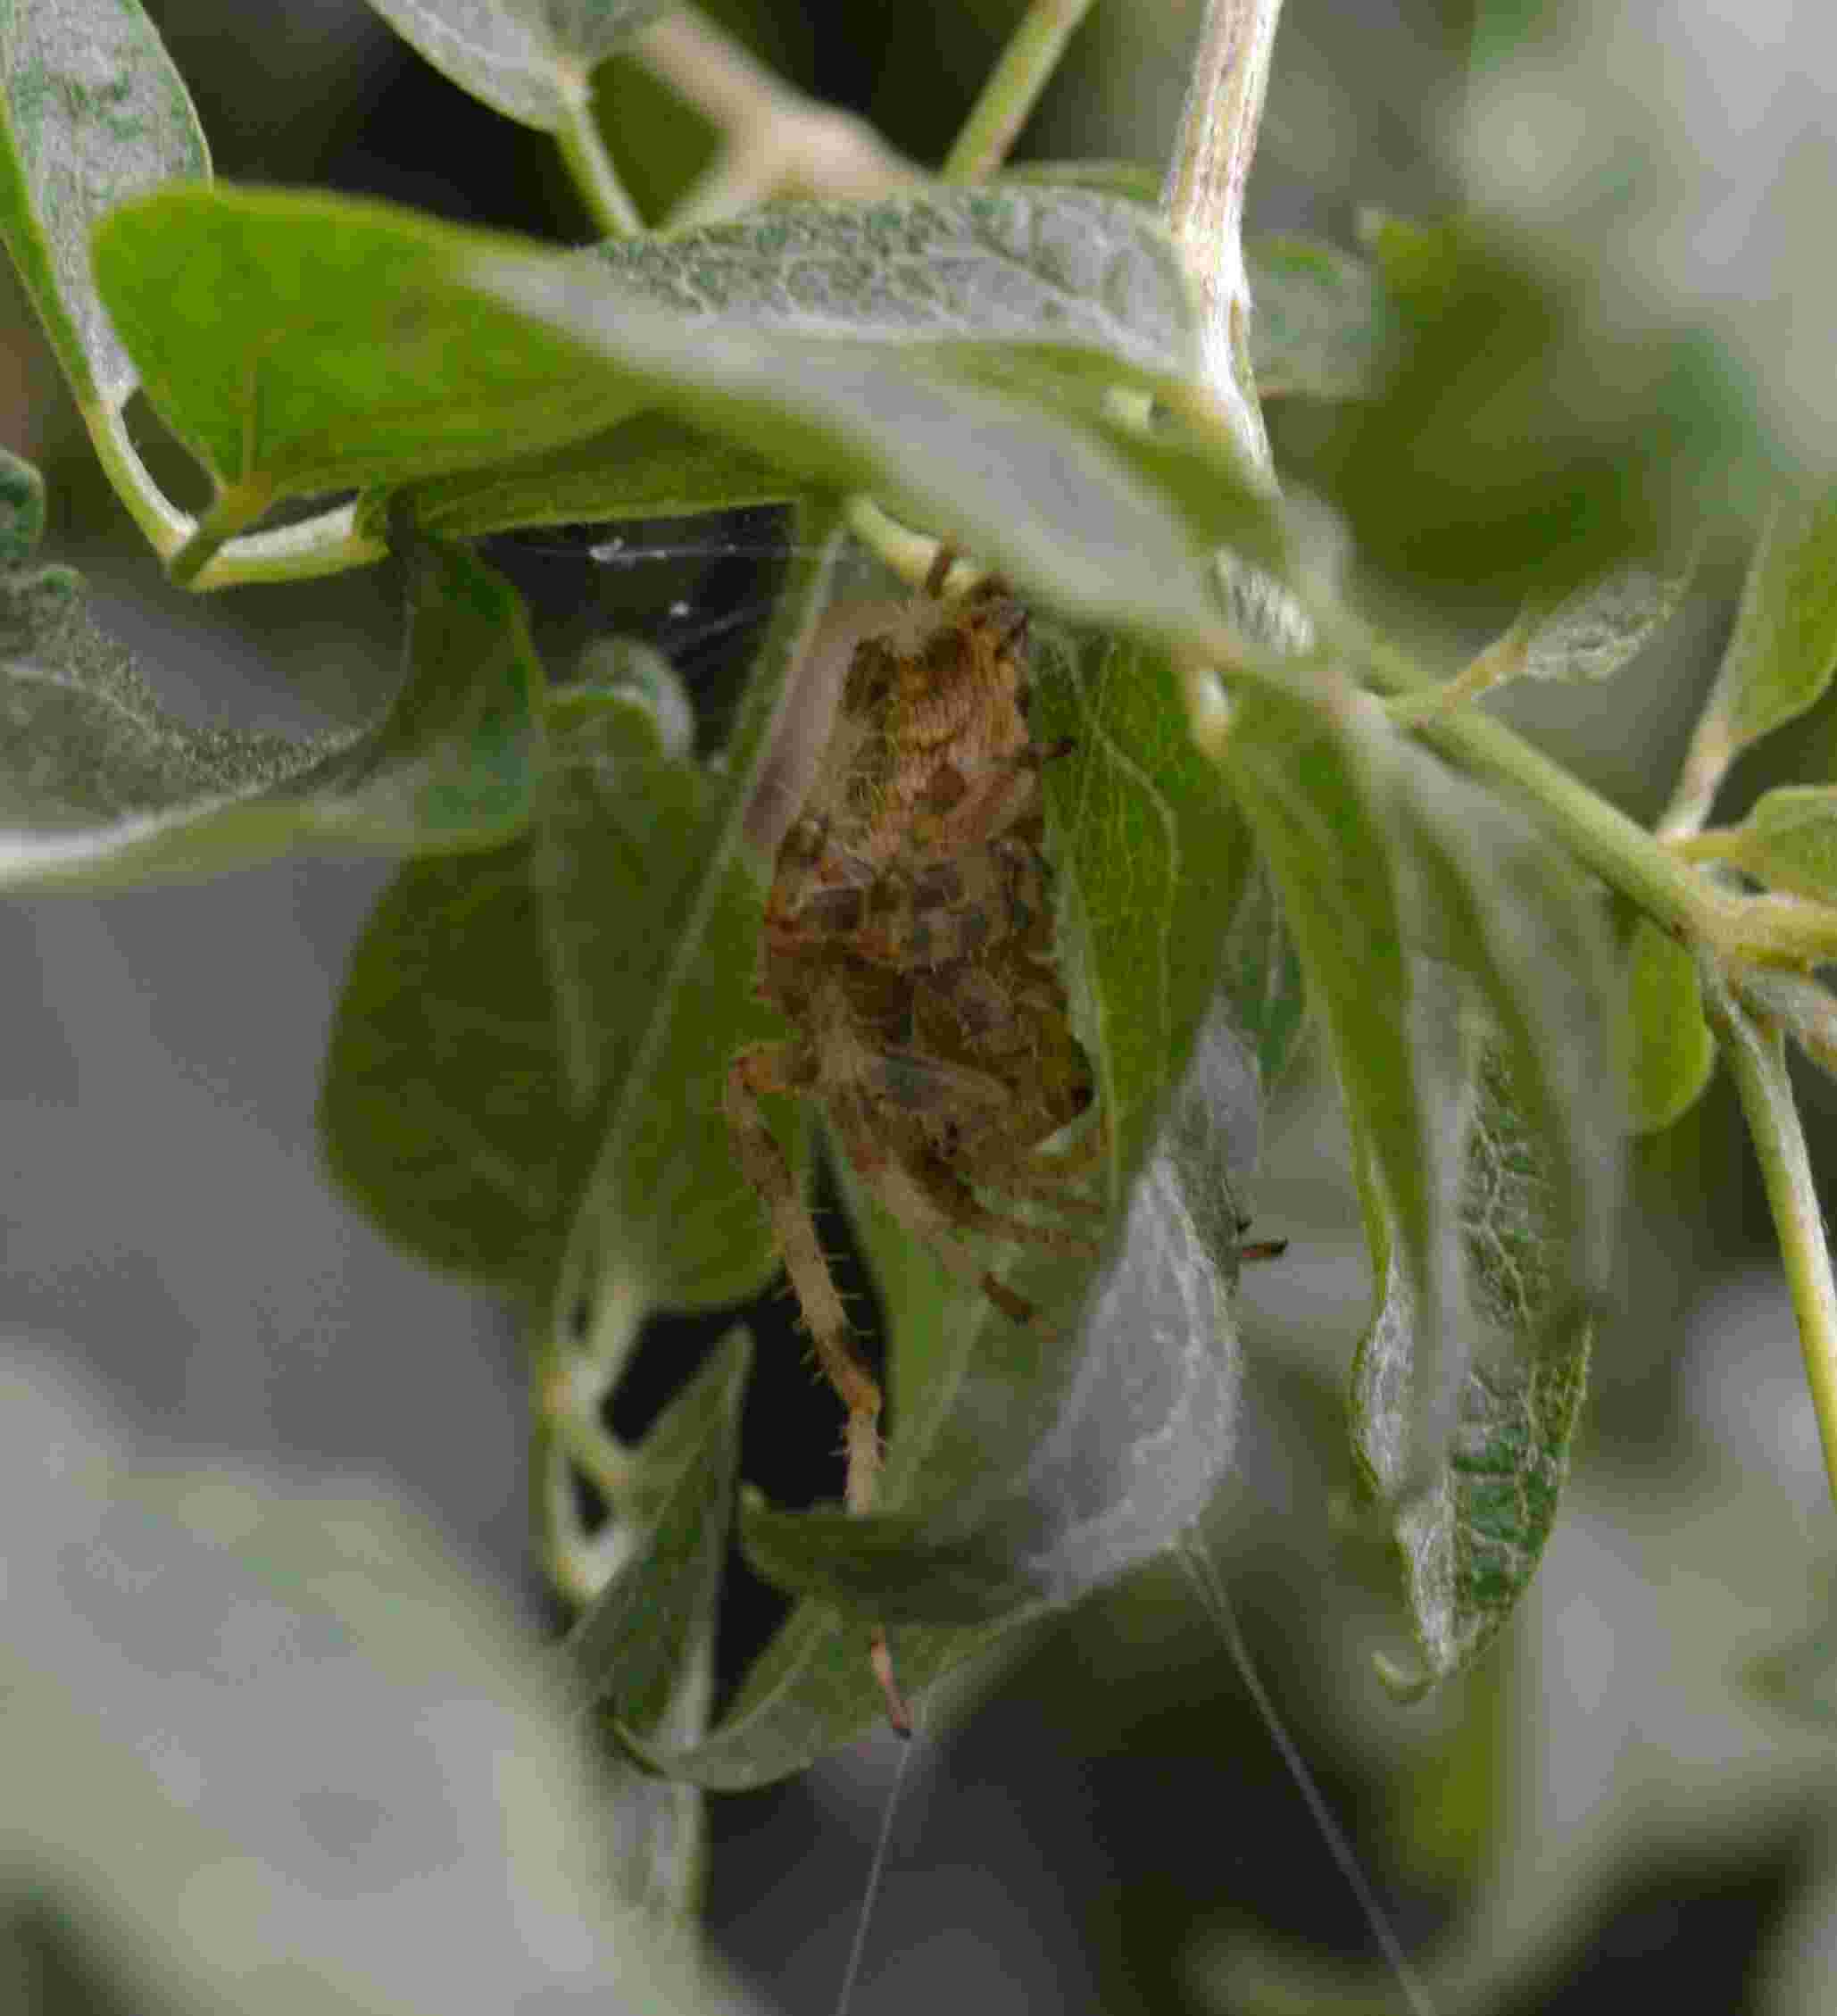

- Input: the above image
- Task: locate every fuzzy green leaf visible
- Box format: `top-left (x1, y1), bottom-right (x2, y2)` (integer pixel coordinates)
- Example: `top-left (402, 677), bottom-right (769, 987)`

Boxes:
top-left (1697, 490), bottom-right (1837, 758)
top-left (1245, 233), bottom-right (1386, 402)
top-left (1701, 785), bottom-right (1837, 902)
top-left (1511, 550), bottom-right (1698, 683)
top-left (0, 1350), bottom-right (768, 2014)
top-left (0, 0), bottom-right (207, 409)
top-left (1221, 687), bottom-right (1454, 1444)
top-left (365, 0), bottom-right (671, 129)
top-left (0, 521), bottom-right (541, 889)
top-left (1625, 916), bottom-right (1716, 1135)
top-left (318, 664), bottom-right (787, 1308)
top-left (1379, 1129), bottom-right (1597, 1693)
top-left (1393, 754), bottom-right (1622, 1361)
top-left (381, 411), bottom-right (799, 542)
top-left (387, 184), bottom-right (1202, 544)
top-left (1223, 684), bottom-right (1616, 1686)
top-left (1356, 761), bottom-right (1618, 1687)
top-left (1212, 849), bottom-right (1307, 1091)
top-left (1287, 216), bottom-right (1764, 605)
top-left (91, 185), bottom-right (642, 508)
top-left (586, 188), bottom-right (1199, 384)
top-left (93, 181), bottom-right (1241, 596)
top-left (473, 237), bottom-right (1272, 642)
top-left (647, 632), bottom-right (1268, 1782)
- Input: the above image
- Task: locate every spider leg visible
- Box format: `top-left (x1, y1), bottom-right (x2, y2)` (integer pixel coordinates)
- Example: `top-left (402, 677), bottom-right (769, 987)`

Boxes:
top-left (829, 1089), bottom-right (1047, 1332)
top-left (965, 1159), bottom-right (1110, 1218)
top-left (725, 1040), bottom-right (912, 1735)
top-left (918, 1162), bottom-right (1101, 1262)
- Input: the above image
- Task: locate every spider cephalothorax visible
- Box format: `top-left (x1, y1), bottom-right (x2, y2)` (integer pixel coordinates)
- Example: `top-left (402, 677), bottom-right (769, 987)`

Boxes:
top-left (725, 552), bottom-right (1102, 1731)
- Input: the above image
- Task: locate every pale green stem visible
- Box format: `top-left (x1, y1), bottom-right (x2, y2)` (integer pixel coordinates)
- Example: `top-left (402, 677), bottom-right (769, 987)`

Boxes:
top-left (1658, 496), bottom-right (1785, 843)
top-left (637, 6), bottom-right (915, 222)
top-left (1160, 0), bottom-right (1284, 471)
top-left (82, 396), bottom-right (191, 560)
top-left (1658, 704), bottom-right (1738, 843)
top-left (1357, 628), bottom-right (1837, 968)
top-left (1384, 621), bottom-right (1529, 724)
top-left (168, 479), bottom-right (272, 588)
top-left (554, 88), bottom-right (644, 235)
top-left (942, 0), bottom-right (1095, 183)
top-left (1703, 965), bottom-right (1837, 1510)
top-left (528, 1293), bottom-right (644, 1605)
top-left (187, 503), bottom-right (388, 589)
top-left (844, 496), bottom-right (979, 593)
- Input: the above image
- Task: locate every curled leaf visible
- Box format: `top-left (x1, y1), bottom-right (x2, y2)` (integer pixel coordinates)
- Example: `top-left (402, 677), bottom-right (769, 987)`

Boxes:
top-left (1223, 681), bottom-right (1617, 1686)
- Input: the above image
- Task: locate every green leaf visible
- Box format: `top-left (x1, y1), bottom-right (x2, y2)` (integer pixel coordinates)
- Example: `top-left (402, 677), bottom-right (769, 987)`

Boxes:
top-left (1373, 1054), bottom-right (1597, 1693)
top-left (1211, 849), bottom-right (1307, 1091)
top-left (1220, 687), bottom-right (1455, 1449)
top-left (1696, 784), bottom-right (1837, 902)
top-left (1244, 233), bottom-right (1386, 402)
top-left (382, 184), bottom-right (1203, 544)
top-left (587, 189), bottom-right (1200, 385)
top-left (365, 0), bottom-right (670, 130)
top-left (318, 653), bottom-right (791, 1307)
top-left (93, 180), bottom-right (1241, 598)
top-left (644, 631), bottom-right (1271, 1780)
top-left (1286, 216), bottom-right (1762, 605)
top-left (565, 1329), bottom-right (749, 1729)
top-left (1462, 3), bottom-right (1837, 483)
top-left (998, 159), bottom-right (1164, 205)
top-left (472, 229), bottom-right (1271, 642)
top-left (0, 438), bottom-right (44, 563)
top-left (91, 185), bottom-right (644, 510)
top-left (1223, 684), bottom-right (1616, 1686)
top-left (1510, 550), bottom-right (1699, 683)
top-left (0, 0), bottom-right (207, 410)
top-left (380, 411), bottom-right (799, 542)
top-left (1353, 755), bottom-right (1617, 1685)
top-left (558, 1329), bottom-right (750, 1920)
top-left (1700, 493), bottom-right (1837, 762)
top-left (1625, 916), bottom-right (1716, 1135)
top-left (0, 528), bottom-right (543, 890)
top-left (1392, 750), bottom-right (1622, 1359)
top-left (0, 1347), bottom-right (769, 2014)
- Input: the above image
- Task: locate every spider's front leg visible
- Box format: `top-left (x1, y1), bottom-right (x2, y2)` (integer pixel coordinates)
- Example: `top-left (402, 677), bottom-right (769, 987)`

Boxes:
top-left (724, 1039), bottom-right (912, 1735)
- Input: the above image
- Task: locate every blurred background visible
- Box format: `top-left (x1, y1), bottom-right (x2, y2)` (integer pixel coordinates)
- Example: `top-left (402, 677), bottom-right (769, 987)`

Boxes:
top-left (8, 2), bottom-right (1837, 2010)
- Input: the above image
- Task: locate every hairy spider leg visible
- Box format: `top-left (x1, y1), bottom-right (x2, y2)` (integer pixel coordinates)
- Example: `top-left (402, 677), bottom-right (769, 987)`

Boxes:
top-left (825, 1085), bottom-right (1051, 1333)
top-left (724, 1037), bottom-right (912, 1735)
top-left (911, 1159), bottom-right (1102, 1262)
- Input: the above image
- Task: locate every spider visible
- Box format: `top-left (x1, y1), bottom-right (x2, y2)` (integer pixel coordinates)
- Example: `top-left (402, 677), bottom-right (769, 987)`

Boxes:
top-left (725, 549), bottom-right (1104, 1733)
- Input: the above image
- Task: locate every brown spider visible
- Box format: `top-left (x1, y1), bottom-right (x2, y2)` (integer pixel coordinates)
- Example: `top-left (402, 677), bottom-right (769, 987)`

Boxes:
top-left (725, 550), bottom-right (1104, 1733)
